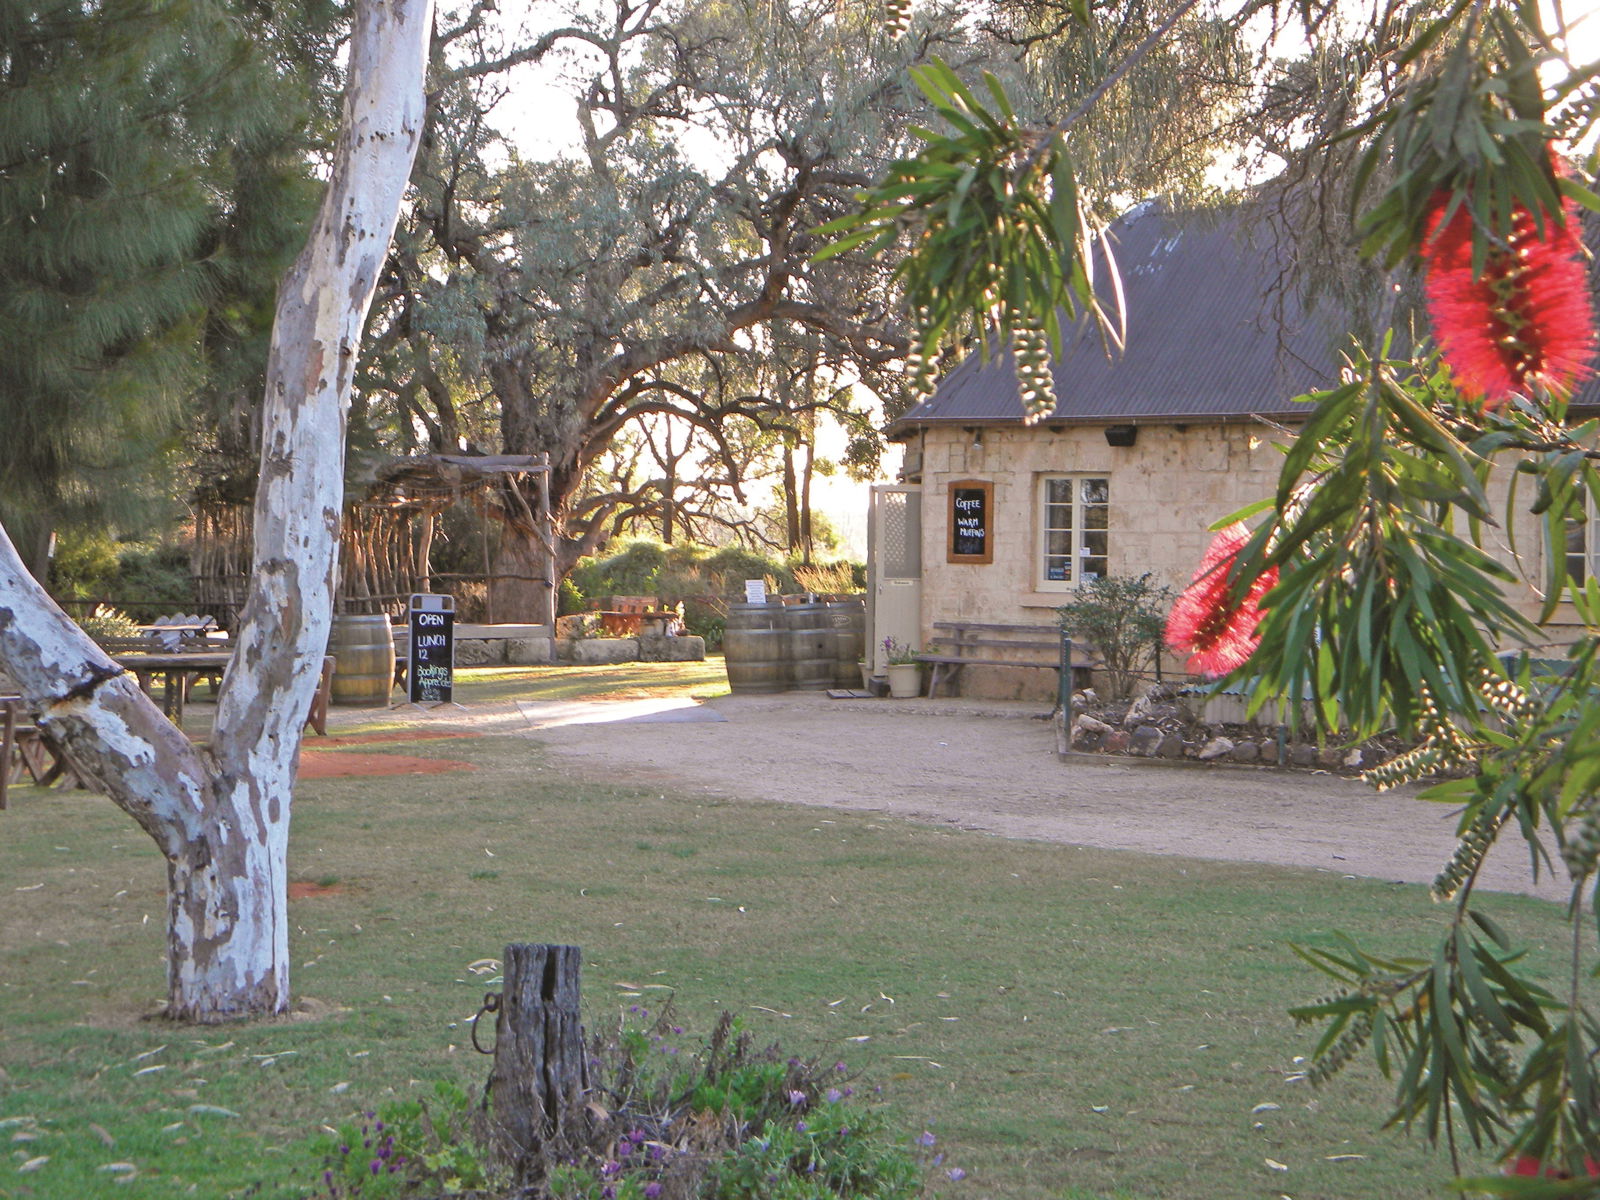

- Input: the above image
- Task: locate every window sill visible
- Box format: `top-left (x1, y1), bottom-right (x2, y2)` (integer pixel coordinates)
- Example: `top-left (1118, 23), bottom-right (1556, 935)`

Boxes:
top-left (1021, 591), bottom-right (1073, 608)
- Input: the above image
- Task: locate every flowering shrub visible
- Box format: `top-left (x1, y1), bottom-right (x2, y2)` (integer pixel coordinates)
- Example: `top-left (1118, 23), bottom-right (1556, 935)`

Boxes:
top-left (881, 637), bottom-right (920, 665)
top-left (541, 1007), bottom-right (956, 1200)
top-left (304, 1080), bottom-right (490, 1198)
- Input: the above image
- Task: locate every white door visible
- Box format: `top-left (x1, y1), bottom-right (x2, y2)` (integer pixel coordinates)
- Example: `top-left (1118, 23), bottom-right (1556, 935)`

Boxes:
top-left (866, 484), bottom-right (922, 675)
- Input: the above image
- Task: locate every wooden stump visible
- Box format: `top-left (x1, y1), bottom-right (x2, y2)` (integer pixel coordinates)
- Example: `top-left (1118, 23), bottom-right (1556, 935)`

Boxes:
top-left (484, 943), bottom-right (588, 1184)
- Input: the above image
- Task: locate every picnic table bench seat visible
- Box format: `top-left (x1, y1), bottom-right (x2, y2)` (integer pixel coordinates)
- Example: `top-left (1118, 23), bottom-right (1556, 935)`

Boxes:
top-left (915, 621), bottom-right (1102, 699)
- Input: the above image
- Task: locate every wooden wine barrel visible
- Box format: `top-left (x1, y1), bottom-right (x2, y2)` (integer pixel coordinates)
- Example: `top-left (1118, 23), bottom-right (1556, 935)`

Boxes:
top-left (827, 596), bottom-right (866, 688)
top-left (328, 614), bottom-right (396, 707)
top-left (785, 601), bottom-right (834, 691)
top-left (722, 602), bottom-right (787, 693)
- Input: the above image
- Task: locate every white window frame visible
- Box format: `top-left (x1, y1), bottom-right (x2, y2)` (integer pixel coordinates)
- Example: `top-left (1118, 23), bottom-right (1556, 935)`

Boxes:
top-left (1562, 488), bottom-right (1600, 586)
top-left (1036, 474), bottom-right (1110, 591)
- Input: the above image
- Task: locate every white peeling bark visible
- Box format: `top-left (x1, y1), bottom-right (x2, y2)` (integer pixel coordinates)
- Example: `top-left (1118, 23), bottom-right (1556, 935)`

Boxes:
top-left (0, 0), bottom-right (432, 1022)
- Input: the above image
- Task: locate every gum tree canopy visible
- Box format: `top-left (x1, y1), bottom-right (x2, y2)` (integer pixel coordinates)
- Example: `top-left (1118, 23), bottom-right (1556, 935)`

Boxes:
top-left (0, 0), bottom-right (432, 1022)
top-left (823, 0), bottom-right (1600, 1188)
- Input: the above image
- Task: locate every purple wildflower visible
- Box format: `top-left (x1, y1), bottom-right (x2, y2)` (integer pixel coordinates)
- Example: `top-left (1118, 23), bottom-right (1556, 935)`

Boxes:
top-left (796, 1122), bottom-right (808, 1133)
top-left (601, 1159), bottom-right (622, 1179)
top-left (788, 1089), bottom-right (807, 1106)
top-left (644, 1185), bottom-right (663, 1199)
top-left (826, 1088), bottom-right (843, 1103)
top-left (834, 1061), bottom-right (848, 1073)
top-left (946, 1167), bottom-right (967, 1182)
top-left (370, 1159), bottom-right (383, 1175)
top-left (917, 1131), bottom-right (937, 1147)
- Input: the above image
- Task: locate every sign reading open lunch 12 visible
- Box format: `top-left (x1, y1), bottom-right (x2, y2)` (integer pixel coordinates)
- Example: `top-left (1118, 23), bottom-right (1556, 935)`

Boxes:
top-left (407, 592), bottom-right (455, 704)
top-left (948, 480), bottom-right (993, 564)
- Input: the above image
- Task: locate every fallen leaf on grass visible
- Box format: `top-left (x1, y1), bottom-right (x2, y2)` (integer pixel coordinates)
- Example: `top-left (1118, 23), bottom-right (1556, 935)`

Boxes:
top-left (132, 1065), bottom-right (166, 1077)
top-left (18, 1156), bottom-right (48, 1172)
top-left (1090, 1106), bottom-right (1110, 1114)
top-left (14, 884), bottom-right (43, 892)
top-left (1265, 1158), bottom-right (1288, 1172)
top-left (98, 1163), bottom-right (137, 1174)
top-left (1324, 1154), bottom-right (1367, 1163)
top-left (133, 1046), bottom-right (167, 1063)
top-left (89, 1124), bottom-right (114, 1147)
top-left (1251, 1103), bottom-right (1281, 1114)
top-left (188, 1105), bottom-right (239, 1118)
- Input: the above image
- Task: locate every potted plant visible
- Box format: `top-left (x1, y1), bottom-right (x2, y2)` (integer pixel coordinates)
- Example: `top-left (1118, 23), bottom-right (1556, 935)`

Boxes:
top-left (882, 637), bottom-right (923, 698)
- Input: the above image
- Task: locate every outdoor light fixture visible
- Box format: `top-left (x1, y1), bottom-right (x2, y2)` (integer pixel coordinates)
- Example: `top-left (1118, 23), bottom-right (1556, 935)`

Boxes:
top-left (971, 428), bottom-right (985, 451)
top-left (1104, 424), bottom-right (1137, 447)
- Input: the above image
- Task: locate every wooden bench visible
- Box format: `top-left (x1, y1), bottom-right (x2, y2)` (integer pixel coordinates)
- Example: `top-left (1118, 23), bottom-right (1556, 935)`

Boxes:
top-left (915, 621), bottom-right (1101, 699)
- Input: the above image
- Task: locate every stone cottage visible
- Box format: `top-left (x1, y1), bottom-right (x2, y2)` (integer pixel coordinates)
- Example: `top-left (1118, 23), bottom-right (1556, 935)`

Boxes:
top-left (876, 200), bottom-right (1599, 699)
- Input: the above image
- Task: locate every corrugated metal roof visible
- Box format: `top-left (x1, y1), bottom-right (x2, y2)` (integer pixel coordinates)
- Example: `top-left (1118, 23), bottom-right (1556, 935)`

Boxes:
top-left (891, 200), bottom-right (1600, 432)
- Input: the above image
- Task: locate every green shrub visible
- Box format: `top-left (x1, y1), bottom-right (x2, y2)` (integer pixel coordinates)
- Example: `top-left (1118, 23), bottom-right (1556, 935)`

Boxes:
top-left (1056, 573), bottom-right (1175, 702)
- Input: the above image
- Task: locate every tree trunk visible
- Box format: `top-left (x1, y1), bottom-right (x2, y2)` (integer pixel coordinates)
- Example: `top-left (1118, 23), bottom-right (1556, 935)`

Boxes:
top-left (0, 0), bottom-right (432, 1022)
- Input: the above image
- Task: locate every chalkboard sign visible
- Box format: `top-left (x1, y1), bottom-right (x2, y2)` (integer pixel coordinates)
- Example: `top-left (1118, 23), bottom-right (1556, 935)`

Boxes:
top-left (407, 593), bottom-right (455, 704)
top-left (947, 480), bottom-right (994, 564)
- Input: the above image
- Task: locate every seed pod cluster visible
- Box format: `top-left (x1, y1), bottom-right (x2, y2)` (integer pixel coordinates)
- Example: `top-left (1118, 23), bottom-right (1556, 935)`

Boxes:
top-left (1560, 803), bottom-right (1600, 879)
top-left (1308, 1014), bottom-right (1373, 1086)
top-left (884, 0), bottom-right (912, 37)
top-left (1470, 1012), bottom-right (1518, 1088)
top-left (904, 310), bottom-right (938, 407)
top-left (1364, 743), bottom-right (1443, 792)
top-left (1010, 316), bottom-right (1056, 425)
top-left (1476, 667), bottom-right (1537, 724)
top-left (1431, 805), bottom-right (1506, 901)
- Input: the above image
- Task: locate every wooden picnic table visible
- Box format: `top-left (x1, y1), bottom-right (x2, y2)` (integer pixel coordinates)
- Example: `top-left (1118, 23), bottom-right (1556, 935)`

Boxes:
top-left (111, 651), bottom-right (233, 721)
top-left (1, 694), bottom-right (83, 799)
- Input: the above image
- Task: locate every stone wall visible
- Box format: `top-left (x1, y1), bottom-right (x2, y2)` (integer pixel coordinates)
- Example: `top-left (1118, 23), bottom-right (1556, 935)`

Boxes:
top-left (906, 421), bottom-right (1584, 700)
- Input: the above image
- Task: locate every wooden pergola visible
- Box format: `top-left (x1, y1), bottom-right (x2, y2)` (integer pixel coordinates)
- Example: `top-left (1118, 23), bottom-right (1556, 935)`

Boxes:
top-left (193, 453), bottom-right (554, 627)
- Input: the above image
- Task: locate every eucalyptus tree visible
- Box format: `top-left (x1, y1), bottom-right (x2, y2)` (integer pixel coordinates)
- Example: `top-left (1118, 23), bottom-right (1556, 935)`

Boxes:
top-left (0, 0), bottom-right (431, 1021)
top-left (366, 0), bottom-right (990, 618)
top-left (828, 0), bottom-right (1600, 1187)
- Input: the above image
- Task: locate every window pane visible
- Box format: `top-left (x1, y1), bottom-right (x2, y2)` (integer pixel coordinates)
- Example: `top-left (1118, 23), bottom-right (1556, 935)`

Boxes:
top-left (1081, 558), bottom-right (1107, 581)
top-left (1046, 503), bottom-right (1073, 533)
top-left (1047, 530), bottom-right (1074, 557)
top-left (1569, 519), bottom-right (1588, 584)
top-left (1081, 478), bottom-right (1108, 506)
top-left (1047, 478), bottom-right (1074, 505)
top-left (1044, 556), bottom-right (1071, 582)
top-left (1083, 503), bottom-right (1108, 531)
top-left (1084, 530), bottom-right (1108, 559)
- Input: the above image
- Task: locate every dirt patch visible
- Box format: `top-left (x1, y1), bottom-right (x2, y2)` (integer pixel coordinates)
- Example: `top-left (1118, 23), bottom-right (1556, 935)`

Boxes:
top-left (298, 751), bottom-right (475, 778)
top-left (287, 881), bottom-right (346, 899)
top-left (310, 730), bottom-right (483, 747)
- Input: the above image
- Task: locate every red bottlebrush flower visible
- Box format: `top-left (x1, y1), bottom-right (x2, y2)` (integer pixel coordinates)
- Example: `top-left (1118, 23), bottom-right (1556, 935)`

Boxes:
top-left (1421, 180), bottom-right (1597, 407)
top-left (1165, 524), bottom-right (1278, 678)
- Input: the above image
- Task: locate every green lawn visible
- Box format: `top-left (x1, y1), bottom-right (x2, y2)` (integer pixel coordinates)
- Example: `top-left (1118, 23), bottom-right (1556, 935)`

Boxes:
top-left (0, 665), bottom-right (1572, 1198)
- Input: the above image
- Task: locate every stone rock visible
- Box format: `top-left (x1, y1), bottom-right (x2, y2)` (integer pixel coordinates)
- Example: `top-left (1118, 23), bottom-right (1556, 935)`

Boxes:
top-left (1258, 739), bottom-right (1280, 764)
top-left (639, 634), bottom-right (706, 663)
top-left (505, 637), bottom-right (554, 665)
top-left (1070, 691), bottom-right (1091, 713)
top-left (1128, 725), bottom-right (1164, 757)
top-left (1103, 730), bottom-right (1130, 754)
top-left (1080, 688), bottom-right (1099, 707)
top-left (1071, 714), bottom-right (1112, 752)
top-left (1122, 684), bottom-right (1188, 727)
top-left (562, 637), bottom-right (639, 665)
top-left (1343, 747), bottom-right (1367, 769)
top-left (1197, 736), bottom-right (1235, 761)
top-left (1231, 740), bottom-right (1261, 764)
top-left (1317, 746), bottom-right (1345, 769)
top-left (1290, 743), bottom-right (1318, 768)
top-left (554, 614), bottom-right (592, 639)
top-left (454, 638), bottom-right (503, 666)
top-left (1157, 732), bottom-right (1185, 758)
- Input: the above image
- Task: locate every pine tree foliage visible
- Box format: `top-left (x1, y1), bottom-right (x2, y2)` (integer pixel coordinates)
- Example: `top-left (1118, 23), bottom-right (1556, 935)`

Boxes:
top-left (0, 0), bottom-right (332, 559)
